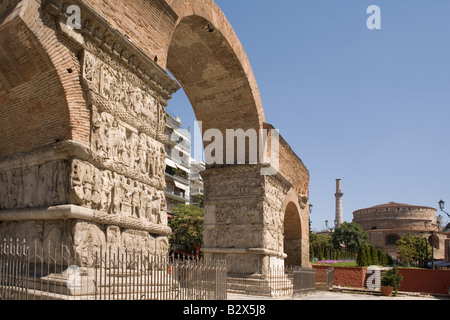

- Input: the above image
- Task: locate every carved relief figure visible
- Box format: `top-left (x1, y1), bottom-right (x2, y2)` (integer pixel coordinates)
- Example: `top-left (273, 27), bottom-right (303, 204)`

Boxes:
top-left (130, 181), bottom-right (141, 218)
top-left (140, 187), bottom-right (152, 221)
top-left (22, 166), bottom-right (38, 208)
top-left (111, 173), bottom-right (125, 215)
top-left (100, 171), bottom-right (113, 214)
top-left (55, 161), bottom-right (68, 204)
top-left (101, 65), bottom-right (116, 101)
top-left (0, 172), bottom-right (7, 210)
top-left (91, 170), bottom-right (102, 210)
top-left (92, 107), bottom-right (109, 158)
top-left (136, 133), bottom-right (148, 174)
top-left (81, 163), bottom-right (94, 207)
top-left (141, 94), bottom-right (156, 125)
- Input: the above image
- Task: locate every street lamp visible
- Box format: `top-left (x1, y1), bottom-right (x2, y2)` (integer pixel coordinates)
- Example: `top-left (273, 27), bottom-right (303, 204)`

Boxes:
top-left (420, 232), bottom-right (428, 268)
top-left (309, 204), bottom-right (313, 214)
top-left (439, 200), bottom-right (450, 218)
top-left (424, 221), bottom-right (439, 269)
top-left (325, 220), bottom-right (336, 260)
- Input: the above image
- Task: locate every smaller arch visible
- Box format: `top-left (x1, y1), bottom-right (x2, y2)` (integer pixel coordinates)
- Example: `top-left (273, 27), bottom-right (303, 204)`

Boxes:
top-left (385, 234), bottom-right (400, 246)
top-left (283, 201), bottom-right (302, 267)
top-left (284, 202), bottom-right (301, 241)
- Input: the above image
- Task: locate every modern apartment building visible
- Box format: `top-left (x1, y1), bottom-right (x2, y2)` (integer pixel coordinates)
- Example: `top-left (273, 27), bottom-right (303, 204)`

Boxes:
top-left (189, 159), bottom-right (205, 207)
top-left (164, 112), bottom-right (191, 216)
top-left (164, 112), bottom-right (205, 216)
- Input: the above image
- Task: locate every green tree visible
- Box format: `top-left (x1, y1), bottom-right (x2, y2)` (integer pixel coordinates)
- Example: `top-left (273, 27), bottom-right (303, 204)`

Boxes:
top-left (396, 233), bottom-right (431, 267)
top-left (356, 244), bottom-right (368, 267)
top-left (370, 245), bottom-right (379, 265)
top-left (331, 222), bottom-right (368, 258)
top-left (377, 248), bottom-right (387, 266)
top-left (365, 244), bottom-right (372, 265)
top-left (169, 204), bottom-right (204, 252)
top-left (310, 233), bottom-right (332, 261)
top-left (386, 253), bottom-right (394, 266)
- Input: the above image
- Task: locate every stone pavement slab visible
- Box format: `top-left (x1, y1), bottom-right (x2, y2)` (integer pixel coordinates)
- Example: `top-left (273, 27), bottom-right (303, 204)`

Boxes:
top-left (228, 291), bottom-right (447, 300)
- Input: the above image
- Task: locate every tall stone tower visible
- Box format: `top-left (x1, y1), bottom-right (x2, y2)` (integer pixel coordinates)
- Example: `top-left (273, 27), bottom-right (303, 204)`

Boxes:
top-left (335, 179), bottom-right (344, 227)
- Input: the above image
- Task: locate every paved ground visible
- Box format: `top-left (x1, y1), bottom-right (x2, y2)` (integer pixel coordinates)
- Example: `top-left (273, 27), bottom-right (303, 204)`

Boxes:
top-left (228, 291), bottom-right (448, 300)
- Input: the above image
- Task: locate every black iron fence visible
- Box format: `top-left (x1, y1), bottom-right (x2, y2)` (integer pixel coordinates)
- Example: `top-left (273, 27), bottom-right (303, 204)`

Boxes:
top-left (0, 240), bottom-right (227, 300)
top-left (227, 266), bottom-right (317, 298)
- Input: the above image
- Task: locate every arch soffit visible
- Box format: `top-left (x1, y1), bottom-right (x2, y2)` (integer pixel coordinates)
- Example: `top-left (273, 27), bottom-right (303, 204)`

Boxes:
top-left (165, 0), bottom-right (265, 131)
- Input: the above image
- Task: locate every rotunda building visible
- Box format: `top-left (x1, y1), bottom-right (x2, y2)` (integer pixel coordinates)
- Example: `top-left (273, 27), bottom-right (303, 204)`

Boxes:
top-left (353, 202), bottom-right (449, 260)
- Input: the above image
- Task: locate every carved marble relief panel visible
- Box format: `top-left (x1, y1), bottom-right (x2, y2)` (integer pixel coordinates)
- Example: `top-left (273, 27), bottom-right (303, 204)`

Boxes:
top-left (0, 161), bottom-right (68, 210)
top-left (90, 106), bottom-right (166, 181)
top-left (69, 159), bottom-right (167, 225)
top-left (83, 50), bottom-right (166, 137)
top-left (263, 176), bottom-right (289, 254)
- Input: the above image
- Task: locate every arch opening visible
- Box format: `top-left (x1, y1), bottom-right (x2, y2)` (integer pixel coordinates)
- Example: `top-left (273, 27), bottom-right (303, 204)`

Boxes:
top-left (167, 15), bottom-right (265, 148)
top-left (283, 201), bottom-right (302, 267)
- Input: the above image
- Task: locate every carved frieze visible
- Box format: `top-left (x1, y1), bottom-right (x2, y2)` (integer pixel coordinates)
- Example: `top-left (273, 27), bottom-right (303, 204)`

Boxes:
top-left (90, 106), bottom-right (166, 181)
top-left (0, 160), bottom-right (68, 210)
top-left (83, 50), bottom-right (167, 139)
top-left (203, 166), bottom-right (265, 201)
top-left (69, 159), bottom-right (167, 225)
top-left (262, 175), bottom-right (290, 254)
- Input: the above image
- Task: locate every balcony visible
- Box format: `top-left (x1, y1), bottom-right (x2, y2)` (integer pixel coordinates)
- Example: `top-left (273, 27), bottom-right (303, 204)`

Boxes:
top-left (190, 188), bottom-right (204, 197)
top-left (165, 189), bottom-right (189, 203)
top-left (190, 173), bottom-right (203, 181)
top-left (165, 172), bottom-right (189, 185)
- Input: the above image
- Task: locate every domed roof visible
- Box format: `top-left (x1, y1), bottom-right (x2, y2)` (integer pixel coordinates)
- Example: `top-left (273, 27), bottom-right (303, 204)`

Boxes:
top-left (354, 202), bottom-right (436, 213)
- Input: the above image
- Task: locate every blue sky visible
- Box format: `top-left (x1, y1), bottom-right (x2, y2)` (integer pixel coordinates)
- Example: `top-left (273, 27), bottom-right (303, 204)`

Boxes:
top-left (166, 0), bottom-right (450, 231)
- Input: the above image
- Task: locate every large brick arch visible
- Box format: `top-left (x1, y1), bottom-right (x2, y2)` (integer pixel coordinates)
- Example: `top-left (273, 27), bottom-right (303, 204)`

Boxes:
top-left (166, 0), bottom-right (265, 133)
top-left (0, 0), bottom-right (87, 157)
top-left (0, 0), bottom-right (310, 278)
top-left (167, 14), bottom-right (264, 134)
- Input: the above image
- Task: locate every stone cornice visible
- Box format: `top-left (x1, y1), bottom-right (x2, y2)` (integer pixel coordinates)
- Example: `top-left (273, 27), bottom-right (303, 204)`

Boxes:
top-left (0, 205), bottom-right (172, 236)
top-left (201, 247), bottom-right (287, 259)
top-left (42, 0), bottom-right (180, 100)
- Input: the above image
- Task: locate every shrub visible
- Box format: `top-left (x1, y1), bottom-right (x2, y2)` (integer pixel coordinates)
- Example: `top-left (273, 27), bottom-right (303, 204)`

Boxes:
top-left (381, 267), bottom-right (403, 296)
top-left (370, 245), bottom-right (379, 265)
top-left (356, 244), bottom-right (368, 267)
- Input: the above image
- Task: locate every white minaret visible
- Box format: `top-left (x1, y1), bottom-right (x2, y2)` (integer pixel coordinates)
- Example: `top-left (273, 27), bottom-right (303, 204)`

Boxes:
top-left (335, 179), bottom-right (343, 227)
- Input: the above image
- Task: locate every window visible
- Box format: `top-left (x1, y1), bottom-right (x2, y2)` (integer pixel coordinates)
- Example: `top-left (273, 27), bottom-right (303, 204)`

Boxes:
top-left (386, 234), bottom-right (400, 246)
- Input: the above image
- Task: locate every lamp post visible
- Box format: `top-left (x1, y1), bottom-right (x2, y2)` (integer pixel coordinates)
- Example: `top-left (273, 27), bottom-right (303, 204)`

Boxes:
top-left (420, 232), bottom-right (428, 269)
top-left (325, 220), bottom-right (336, 260)
top-left (424, 221), bottom-right (439, 269)
top-left (439, 200), bottom-right (450, 219)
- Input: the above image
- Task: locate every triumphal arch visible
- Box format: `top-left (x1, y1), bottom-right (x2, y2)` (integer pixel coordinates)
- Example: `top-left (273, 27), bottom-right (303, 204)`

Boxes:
top-left (0, 0), bottom-right (310, 274)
